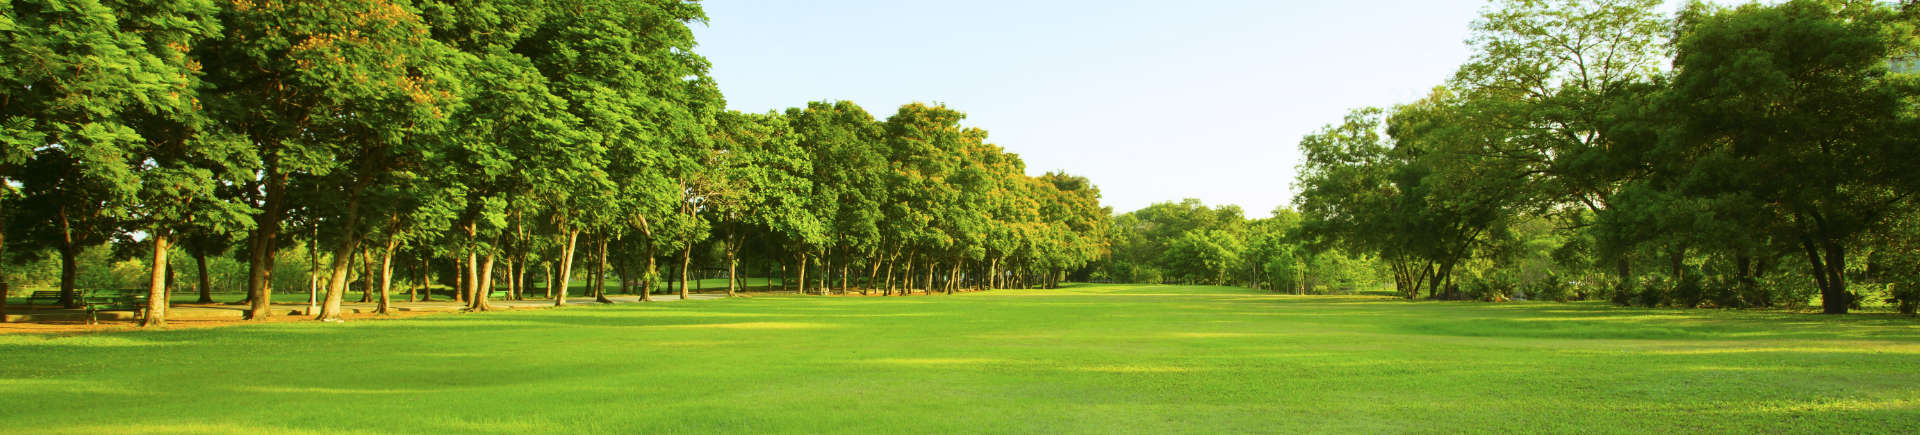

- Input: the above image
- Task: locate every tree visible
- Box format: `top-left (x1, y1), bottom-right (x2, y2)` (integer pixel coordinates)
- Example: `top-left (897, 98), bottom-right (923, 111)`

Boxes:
top-left (1, 0), bottom-right (247, 326)
top-left (1667, 0), bottom-right (1919, 313)
top-left (788, 101), bottom-right (885, 293)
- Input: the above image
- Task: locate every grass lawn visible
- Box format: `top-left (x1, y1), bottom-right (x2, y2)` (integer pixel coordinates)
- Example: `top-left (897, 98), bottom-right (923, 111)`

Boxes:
top-left (2, 284), bottom-right (1917, 433)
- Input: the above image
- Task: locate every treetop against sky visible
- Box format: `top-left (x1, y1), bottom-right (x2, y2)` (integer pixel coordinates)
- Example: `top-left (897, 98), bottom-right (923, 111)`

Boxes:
top-left (693, 0), bottom-right (1705, 218)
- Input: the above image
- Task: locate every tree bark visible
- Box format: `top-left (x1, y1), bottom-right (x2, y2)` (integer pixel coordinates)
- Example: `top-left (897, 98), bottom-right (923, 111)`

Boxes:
top-left (616, 248), bottom-right (632, 296)
top-left (315, 192), bottom-right (367, 321)
top-left (305, 229), bottom-right (319, 316)
top-left (192, 249), bottom-right (213, 304)
top-left (642, 244), bottom-right (655, 302)
top-left (901, 254), bottom-right (914, 296)
top-left (818, 248), bottom-right (830, 295)
top-left (726, 244), bottom-right (739, 297)
top-left (923, 258), bottom-right (935, 294)
top-left (865, 252), bottom-right (883, 296)
top-left (947, 260), bottom-right (960, 295)
top-left (455, 255), bottom-right (468, 304)
top-left (416, 256), bottom-right (429, 302)
top-left (360, 247), bottom-right (374, 303)
top-left (55, 203), bottom-right (80, 308)
top-left (555, 229), bottom-right (580, 307)
top-left (377, 236), bottom-right (397, 314)
top-left (883, 251), bottom-right (897, 296)
top-left (989, 257), bottom-right (999, 290)
top-left (1803, 237), bottom-right (1850, 314)
top-left (797, 251), bottom-right (809, 296)
top-left (470, 250), bottom-right (495, 312)
top-left (679, 241), bottom-right (693, 300)
top-left (594, 235), bottom-right (613, 303)
top-left (142, 231), bottom-right (172, 327)
top-left (245, 169), bottom-right (287, 319)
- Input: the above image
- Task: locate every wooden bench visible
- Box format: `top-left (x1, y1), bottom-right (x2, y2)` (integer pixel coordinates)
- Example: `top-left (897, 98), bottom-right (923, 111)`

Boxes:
top-left (30, 291), bottom-right (65, 307)
top-left (83, 291), bottom-right (148, 324)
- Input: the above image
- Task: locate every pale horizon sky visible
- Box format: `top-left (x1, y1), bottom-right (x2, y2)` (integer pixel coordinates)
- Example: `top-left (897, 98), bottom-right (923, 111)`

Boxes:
top-left (692, 1), bottom-right (1497, 218)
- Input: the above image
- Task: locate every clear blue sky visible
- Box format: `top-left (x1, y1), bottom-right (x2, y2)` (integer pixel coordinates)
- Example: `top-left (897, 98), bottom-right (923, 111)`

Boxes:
top-left (692, 0), bottom-right (1490, 218)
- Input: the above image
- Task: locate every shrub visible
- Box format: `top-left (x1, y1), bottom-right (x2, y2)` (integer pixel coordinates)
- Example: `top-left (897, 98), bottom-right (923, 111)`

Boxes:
top-left (1635, 276), bottom-right (1670, 308)
top-left (1610, 280), bottom-right (1637, 306)
top-left (1705, 275), bottom-right (1745, 309)
top-left (1535, 277), bottom-right (1572, 302)
top-left (1671, 274), bottom-right (1706, 309)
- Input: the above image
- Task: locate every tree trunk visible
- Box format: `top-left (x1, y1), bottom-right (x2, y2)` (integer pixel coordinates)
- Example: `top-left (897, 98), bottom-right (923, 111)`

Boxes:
top-left (142, 231), bottom-right (172, 327)
top-left (305, 231), bottom-right (319, 316)
top-left (470, 251), bottom-right (495, 312)
top-left (315, 191), bottom-right (369, 322)
top-left (948, 260), bottom-right (960, 295)
top-left (901, 254), bottom-right (914, 296)
top-left (360, 247), bottom-right (374, 303)
top-left (246, 169), bottom-right (287, 319)
top-left (642, 244), bottom-right (655, 302)
top-left (555, 229), bottom-right (579, 307)
top-left (455, 255), bottom-right (468, 303)
top-left (416, 256), bottom-right (429, 302)
top-left (616, 249), bottom-right (632, 296)
top-left (797, 251), bottom-right (809, 296)
top-left (594, 235), bottom-right (613, 303)
top-left (1614, 257), bottom-right (1632, 299)
top-left (1803, 237), bottom-right (1850, 314)
top-left (923, 258), bottom-right (935, 294)
top-left (679, 241), bottom-right (693, 300)
top-left (507, 258), bottom-right (520, 300)
top-left (377, 237), bottom-right (397, 315)
top-left (865, 252), bottom-right (883, 296)
top-left (55, 203), bottom-right (81, 308)
top-left (726, 247), bottom-right (739, 297)
top-left (51, 244), bottom-right (79, 309)
top-left (193, 249), bottom-right (213, 304)
top-left (989, 257), bottom-right (999, 290)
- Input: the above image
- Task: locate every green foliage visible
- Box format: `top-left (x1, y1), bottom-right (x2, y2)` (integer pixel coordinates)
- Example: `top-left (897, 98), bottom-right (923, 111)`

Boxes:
top-left (1291, 0), bottom-right (1920, 314)
top-left (2, 0), bottom-right (1114, 319)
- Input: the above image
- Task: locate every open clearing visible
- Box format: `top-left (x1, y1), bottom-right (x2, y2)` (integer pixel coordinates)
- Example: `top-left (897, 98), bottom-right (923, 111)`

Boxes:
top-left (3, 284), bottom-right (1917, 433)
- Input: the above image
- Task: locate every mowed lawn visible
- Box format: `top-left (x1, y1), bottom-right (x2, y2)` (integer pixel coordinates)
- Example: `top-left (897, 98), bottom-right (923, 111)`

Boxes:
top-left (3, 284), bottom-right (1918, 433)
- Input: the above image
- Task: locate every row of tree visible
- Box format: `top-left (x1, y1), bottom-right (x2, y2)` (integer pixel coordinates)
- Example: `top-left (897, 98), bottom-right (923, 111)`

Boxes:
top-left (1090, 199), bottom-right (1381, 294)
top-left (1291, 0), bottom-right (1919, 314)
top-left (0, 0), bottom-right (1109, 327)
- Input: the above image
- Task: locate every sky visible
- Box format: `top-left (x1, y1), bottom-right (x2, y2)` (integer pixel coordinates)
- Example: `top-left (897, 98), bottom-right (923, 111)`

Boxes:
top-left (691, 0), bottom-right (1493, 218)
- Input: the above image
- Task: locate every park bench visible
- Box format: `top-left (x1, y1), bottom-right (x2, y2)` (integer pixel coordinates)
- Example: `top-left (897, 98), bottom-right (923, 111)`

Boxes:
top-left (83, 290), bottom-right (148, 324)
top-left (30, 291), bottom-right (65, 307)
top-left (487, 290), bottom-right (511, 300)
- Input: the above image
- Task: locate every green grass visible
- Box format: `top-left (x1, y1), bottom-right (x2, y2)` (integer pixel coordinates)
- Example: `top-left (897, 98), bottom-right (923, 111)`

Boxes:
top-left (3, 284), bottom-right (1917, 433)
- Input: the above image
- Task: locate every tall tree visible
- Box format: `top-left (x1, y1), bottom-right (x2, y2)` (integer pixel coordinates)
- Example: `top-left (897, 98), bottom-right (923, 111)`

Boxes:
top-left (1666, 0), bottom-right (1919, 313)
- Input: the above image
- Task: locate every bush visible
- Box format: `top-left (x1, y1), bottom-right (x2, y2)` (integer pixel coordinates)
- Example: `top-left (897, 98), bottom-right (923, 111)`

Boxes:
top-left (1610, 280), bottom-right (1637, 306)
top-left (1635, 276), bottom-right (1670, 308)
top-left (1893, 283), bottom-right (1918, 315)
top-left (1671, 275), bottom-right (1706, 309)
top-left (1705, 275), bottom-right (1745, 309)
top-left (1534, 273), bottom-right (1573, 302)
